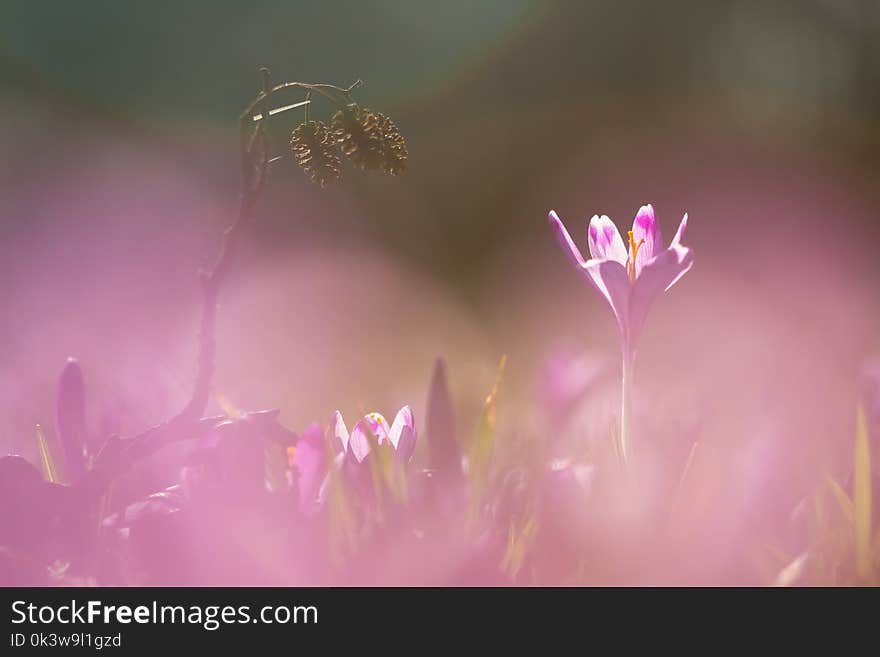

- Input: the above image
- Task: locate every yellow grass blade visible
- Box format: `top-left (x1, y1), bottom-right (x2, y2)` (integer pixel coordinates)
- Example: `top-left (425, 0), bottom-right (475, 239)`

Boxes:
top-left (501, 515), bottom-right (539, 579)
top-left (854, 404), bottom-right (872, 580)
top-left (35, 423), bottom-right (61, 484)
top-left (873, 527), bottom-right (880, 572)
top-left (825, 474), bottom-right (855, 526)
top-left (324, 430), bottom-right (356, 562)
top-left (467, 355), bottom-right (507, 526)
top-left (773, 552), bottom-right (808, 587)
top-left (215, 392), bottom-right (244, 419)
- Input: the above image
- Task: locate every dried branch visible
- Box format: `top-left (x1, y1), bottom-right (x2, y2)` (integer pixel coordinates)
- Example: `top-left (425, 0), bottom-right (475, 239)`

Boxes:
top-left (80, 70), bottom-right (366, 497)
top-left (80, 70), bottom-right (276, 497)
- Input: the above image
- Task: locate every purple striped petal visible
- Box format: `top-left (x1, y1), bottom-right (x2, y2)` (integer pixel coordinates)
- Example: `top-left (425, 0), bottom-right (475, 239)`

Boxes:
top-left (387, 406), bottom-right (414, 450)
top-left (549, 211), bottom-right (631, 335)
top-left (548, 210), bottom-right (588, 268)
top-left (348, 419), bottom-right (372, 463)
top-left (665, 213), bottom-right (691, 291)
top-left (587, 215), bottom-right (628, 264)
top-left (628, 237), bottom-right (693, 348)
top-left (584, 258), bottom-right (631, 337)
top-left (671, 213), bottom-right (688, 248)
top-left (333, 410), bottom-right (349, 454)
top-left (630, 204), bottom-right (662, 278)
top-left (395, 426), bottom-right (417, 463)
top-left (389, 405), bottom-right (417, 461)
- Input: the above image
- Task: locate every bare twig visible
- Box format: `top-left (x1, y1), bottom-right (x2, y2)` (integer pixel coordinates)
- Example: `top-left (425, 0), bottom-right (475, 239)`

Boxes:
top-left (80, 71), bottom-right (364, 497)
top-left (80, 70), bottom-right (280, 497)
top-left (180, 69), bottom-right (271, 425)
top-left (238, 79), bottom-right (362, 122)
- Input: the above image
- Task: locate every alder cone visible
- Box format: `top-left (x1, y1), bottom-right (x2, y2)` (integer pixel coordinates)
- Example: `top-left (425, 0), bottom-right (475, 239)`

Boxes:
top-left (373, 112), bottom-right (408, 176)
top-left (289, 121), bottom-right (342, 187)
top-left (332, 104), bottom-right (407, 175)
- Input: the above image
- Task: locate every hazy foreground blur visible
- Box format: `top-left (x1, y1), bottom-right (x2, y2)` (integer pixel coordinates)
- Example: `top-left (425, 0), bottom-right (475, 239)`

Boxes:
top-left (2, 1), bottom-right (879, 513)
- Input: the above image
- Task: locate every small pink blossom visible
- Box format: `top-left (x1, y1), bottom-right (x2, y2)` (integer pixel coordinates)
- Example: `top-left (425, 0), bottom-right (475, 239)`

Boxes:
top-left (548, 204), bottom-right (693, 357)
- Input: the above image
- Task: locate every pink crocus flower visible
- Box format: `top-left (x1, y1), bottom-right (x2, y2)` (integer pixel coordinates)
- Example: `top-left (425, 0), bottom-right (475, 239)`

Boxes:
top-left (548, 204), bottom-right (693, 461)
top-left (548, 205), bottom-right (693, 360)
top-left (334, 406), bottom-right (417, 464)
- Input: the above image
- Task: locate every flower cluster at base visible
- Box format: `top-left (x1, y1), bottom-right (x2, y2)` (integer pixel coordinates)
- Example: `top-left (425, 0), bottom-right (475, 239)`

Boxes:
top-left (290, 406), bottom-right (417, 515)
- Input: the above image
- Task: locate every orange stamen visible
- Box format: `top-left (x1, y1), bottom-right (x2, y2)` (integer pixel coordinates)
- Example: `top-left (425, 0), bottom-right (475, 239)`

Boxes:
top-left (626, 230), bottom-right (645, 283)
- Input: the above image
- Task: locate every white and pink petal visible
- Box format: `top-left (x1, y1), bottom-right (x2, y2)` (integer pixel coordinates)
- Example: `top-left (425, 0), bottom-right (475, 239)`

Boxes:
top-left (348, 419), bottom-right (372, 463)
top-left (630, 204), bottom-right (662, 278)
top-left (587, 214), bottom-right (628, 264)
top-left (333, 410), bottom-right (349, 454)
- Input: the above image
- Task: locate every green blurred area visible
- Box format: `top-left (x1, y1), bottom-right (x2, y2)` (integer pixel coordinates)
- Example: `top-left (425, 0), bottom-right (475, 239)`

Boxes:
top-left (3, 0), bottom-right (879, 290)
top-left (0, 0), bottom-right (540, 118)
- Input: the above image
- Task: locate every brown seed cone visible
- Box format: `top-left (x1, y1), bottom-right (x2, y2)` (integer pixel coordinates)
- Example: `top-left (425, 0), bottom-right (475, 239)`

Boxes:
top-left (331, 104), bottom-right (409, 176)
top-left (289, 121), bottom-right (342, 187)
top-left (373, 112), bottom-right (408, 176)
top-left (331, 104), bottom-right (384, 171)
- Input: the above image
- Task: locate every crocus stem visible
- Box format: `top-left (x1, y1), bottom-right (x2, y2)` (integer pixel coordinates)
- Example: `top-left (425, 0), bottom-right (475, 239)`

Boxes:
top-left (620, 348), bottom-right (634, 468)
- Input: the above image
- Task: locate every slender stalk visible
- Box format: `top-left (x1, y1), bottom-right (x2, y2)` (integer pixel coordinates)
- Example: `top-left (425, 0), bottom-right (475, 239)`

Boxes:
top-left (619, 347), bottom-right (634, 467)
